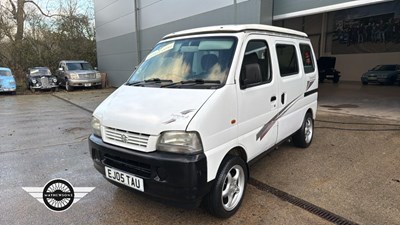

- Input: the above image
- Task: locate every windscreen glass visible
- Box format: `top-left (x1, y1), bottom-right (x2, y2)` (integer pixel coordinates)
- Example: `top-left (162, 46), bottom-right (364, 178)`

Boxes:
top-left (127, 37), bottom-right (237, 88)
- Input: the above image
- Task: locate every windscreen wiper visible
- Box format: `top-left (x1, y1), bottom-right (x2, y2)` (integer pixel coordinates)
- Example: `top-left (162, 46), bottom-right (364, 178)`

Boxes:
top-left (161, 79), bottom-right (221, 88)
top-left (126, 78), bottom-right (173, 86)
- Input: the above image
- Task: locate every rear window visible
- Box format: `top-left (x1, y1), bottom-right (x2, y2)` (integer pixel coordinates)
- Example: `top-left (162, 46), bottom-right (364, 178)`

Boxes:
top-left (276, 44), bottom-right (299, 77)
top-left (372, 65), bottom-right (397, 71)
top-left (299, 44), bottom-right (315, 73)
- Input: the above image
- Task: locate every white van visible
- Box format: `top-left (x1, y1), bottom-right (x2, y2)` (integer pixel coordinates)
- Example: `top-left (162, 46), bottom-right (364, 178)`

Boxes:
top-left (89, 24), bottom-right (318, 218)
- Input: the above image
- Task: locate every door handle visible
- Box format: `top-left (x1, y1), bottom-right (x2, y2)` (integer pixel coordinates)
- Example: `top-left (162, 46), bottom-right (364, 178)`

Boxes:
top-left (270, 96), bottom-right (276, 102)
top-left (281, 93), bottom-right (285, 105)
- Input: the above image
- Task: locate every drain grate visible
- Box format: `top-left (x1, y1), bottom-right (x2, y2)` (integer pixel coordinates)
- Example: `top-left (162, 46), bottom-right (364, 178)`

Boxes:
top-left (249, 178), bottom-right (359, 225)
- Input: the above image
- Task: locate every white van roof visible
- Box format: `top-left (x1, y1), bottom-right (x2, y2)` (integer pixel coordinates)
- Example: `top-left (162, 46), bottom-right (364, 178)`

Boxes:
top-left (163, 24), bottom-right (308, 40)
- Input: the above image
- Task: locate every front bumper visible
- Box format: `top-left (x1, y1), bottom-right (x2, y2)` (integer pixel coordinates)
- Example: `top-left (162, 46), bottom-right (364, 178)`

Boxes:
top-left (69, 79), bottom-right (101, 87)
top-left (0, 87), bottom-right (16, 92)
top-left (31, 84), bottom-right (58, 90)
top-left (362, 76), bottom-right (378, 83)
top-left (89, 134), bottom-right (211, 207)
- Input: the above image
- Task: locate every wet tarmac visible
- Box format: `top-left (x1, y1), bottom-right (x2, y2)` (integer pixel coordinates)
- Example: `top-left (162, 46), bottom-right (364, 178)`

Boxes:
top-left (0, 83), bottom-right (399, 224)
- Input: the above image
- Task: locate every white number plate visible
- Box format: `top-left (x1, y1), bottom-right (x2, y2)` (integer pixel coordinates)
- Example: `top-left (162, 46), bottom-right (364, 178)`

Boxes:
top-left (105, 166), bottom-right (144, 192)
top-left (84, 83), bottom-right (92, 87)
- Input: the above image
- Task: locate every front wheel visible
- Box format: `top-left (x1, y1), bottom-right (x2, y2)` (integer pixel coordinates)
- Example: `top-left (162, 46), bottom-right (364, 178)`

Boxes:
top-left (65, 81), bottom-right (73, 91)
top-left (206, 156), bottom-right (247, 218)
top-left (292, 112), bottom-right (314, 148)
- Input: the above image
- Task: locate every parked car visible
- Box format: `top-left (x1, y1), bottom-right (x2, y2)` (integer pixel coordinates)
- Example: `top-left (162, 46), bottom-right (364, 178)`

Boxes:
top-left (89, 24), bottom-right (318, 218)
top-left (0, 67), bottom-right (16, 94)
top-left (361, 64), bottom-right (400, 85)
top-left (56, 60), bottom-right (102, 91)
top-left (26, 67), bottom-right (58, 92)
top-left (317, 56), bottom-right (341, 83)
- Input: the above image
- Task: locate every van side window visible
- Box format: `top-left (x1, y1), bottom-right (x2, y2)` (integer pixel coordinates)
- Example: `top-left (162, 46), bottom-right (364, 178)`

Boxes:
top-left (276, 44), bottom-right (299, 77)
top-left (240, 40), bottom-right (272, 89)
top-left (299, 44), bottom-right (315, 73)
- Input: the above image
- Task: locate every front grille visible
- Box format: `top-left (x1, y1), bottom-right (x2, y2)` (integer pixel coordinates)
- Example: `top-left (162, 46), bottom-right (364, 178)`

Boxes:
top-left (41, 77), bottom-right (49, 87)
top-left (103, 154), bottom-right (152, 178)
top-left (80, 73), bottom-right (95, 79)
top-left (104, 127), bottom-right (150, 148)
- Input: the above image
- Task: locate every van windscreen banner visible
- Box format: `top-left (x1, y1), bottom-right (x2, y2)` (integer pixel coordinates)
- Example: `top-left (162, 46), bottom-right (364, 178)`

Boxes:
top-left (332, 1), bottom-right (400, 54)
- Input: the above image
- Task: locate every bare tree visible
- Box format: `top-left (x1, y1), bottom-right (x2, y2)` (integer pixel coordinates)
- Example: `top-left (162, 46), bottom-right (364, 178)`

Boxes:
top-left (0, 0), bottom-right (96, 90)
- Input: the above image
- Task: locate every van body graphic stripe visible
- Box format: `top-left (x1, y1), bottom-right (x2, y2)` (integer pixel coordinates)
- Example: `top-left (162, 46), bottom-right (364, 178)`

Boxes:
top-left (256, 78), bottom-right (316, 141)
top-left (306, 79), bottom-right (315, 90)
top-left (256, 95), bottom-right (302, 141)
top-left (304, 88), bottom-right (318, 97)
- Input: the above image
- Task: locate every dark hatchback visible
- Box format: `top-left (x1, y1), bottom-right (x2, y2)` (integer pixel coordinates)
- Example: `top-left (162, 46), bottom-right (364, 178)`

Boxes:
top-left (26, 67), bottom-right (59, 92)
top-left (361, 64), bottom-right (400, 85)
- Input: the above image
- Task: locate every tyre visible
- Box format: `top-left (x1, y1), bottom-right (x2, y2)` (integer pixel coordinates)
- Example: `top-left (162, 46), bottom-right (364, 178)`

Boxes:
top-left (333, 76), bottom-right (340, 83)
top-left (66, 81), bottom-right (73, 91)
top-left (362, 81), bottom-right (368, 85)
top-left (388, 76), bottom-right (396, 85)
top-left (30, 87), bottom-right (36, 93)
top-left (292, 112), bottom-right (314, 148)
top-left (206, 155), bottom-right (247, 218)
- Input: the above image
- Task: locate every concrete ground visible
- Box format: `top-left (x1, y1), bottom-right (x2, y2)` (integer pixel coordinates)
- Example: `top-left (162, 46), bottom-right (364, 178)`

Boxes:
top-left (0, 82), bottom-right (399, 225)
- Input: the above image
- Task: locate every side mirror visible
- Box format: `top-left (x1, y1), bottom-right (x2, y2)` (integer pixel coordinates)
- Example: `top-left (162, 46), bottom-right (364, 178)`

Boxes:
top-left (240, 63), bottom-right (262, 89)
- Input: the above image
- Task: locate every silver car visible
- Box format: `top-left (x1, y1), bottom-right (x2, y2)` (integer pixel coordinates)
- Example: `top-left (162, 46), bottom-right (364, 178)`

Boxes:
top-left (361, 64), bottom-right (400, 85)
top-left (56, 60), bottom-right (102, 91)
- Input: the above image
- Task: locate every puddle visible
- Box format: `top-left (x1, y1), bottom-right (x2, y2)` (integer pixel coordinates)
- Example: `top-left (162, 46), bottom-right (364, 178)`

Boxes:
top-left (64, 127), bottom-right (86, 134)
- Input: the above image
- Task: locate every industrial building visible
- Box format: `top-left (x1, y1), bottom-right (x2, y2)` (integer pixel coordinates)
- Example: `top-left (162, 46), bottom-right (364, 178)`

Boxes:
top-left (94, 0), bottom-right (400, 86)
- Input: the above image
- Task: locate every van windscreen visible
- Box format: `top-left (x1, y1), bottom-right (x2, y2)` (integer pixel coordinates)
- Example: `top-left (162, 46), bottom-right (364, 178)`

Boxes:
top-left (127, 37), bottom-right (237, 89)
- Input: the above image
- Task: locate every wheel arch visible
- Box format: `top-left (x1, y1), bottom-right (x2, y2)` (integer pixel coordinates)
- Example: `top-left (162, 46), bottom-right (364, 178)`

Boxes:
top-left (221, 147), bottom-right (249, 178)
top-left (306, 108), bottom-right (315, 119)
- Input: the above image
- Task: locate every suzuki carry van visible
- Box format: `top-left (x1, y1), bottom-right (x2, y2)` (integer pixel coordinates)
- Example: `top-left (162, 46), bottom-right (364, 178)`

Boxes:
top-left (89, 24), bottom-right (318, 218)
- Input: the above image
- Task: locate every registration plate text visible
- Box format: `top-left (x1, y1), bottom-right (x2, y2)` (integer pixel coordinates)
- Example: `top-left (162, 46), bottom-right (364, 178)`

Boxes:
top-left (105, 166), bottom-right (144, 192)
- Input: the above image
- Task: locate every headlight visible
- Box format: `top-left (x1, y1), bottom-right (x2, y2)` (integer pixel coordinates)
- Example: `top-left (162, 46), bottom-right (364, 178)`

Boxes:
top-left (96, 72), bottom-right (101, 79)
top-left (91, 117), bottom-right (102, 137)
top-left (52, 78), bottom-right (57, 83)
top-left (157, 131), bottom-right (203, 154)
top-left (32, 79), bottom-right (37, 84)
top-left (70, 73), bottom-right (79, 79)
